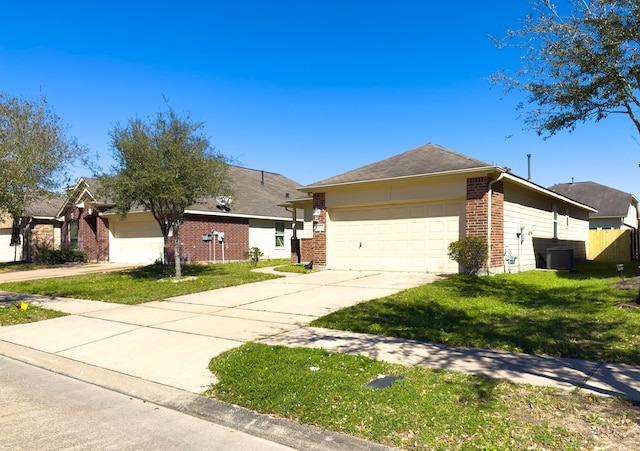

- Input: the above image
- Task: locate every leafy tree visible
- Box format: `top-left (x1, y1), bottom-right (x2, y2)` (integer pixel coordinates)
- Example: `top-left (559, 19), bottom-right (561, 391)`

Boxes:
top-left (491, 0), bottom-right (640, 137)
top-left (103, 105), bottom-right (231, 278)
top-left (0, 92), bottom-right (85, 237)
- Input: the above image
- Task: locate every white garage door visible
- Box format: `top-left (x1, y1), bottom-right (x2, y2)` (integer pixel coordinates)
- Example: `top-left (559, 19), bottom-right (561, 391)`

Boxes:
top-left (0, 229), bottom-right (22, 262)
top-left (109, 219), bottom-right (164, 264)
top-left (328, 201), bottom-right (463, 273)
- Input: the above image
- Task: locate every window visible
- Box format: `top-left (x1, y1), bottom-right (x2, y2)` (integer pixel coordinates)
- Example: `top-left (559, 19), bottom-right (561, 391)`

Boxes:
top-left (275, 223), bottom-right (285, 247)
top-left (552, 204), bottom-right (558, 239)
top-left (69, 219), bottom-right (79, 250)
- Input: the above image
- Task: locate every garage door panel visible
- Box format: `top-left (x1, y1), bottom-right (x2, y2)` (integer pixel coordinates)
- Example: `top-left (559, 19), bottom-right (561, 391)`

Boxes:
top-left (0, 229), bottom-right (22, 262)
top-left (109, 219), bottom-right (164, 264)
top-left (329, 201), bottom-right (462, 272)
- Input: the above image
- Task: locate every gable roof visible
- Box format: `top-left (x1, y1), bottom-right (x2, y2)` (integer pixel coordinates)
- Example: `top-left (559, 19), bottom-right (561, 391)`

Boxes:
top-left (548, 182), bottom-right (637, 218)
top-left (23, 194), bottom-right (65, 218)
top-left (304, 143), bottom-right (492, 189)
top-left (188, 166), bottom-right (302, 220)
top-left (66, 166), bottom-right (302, 221)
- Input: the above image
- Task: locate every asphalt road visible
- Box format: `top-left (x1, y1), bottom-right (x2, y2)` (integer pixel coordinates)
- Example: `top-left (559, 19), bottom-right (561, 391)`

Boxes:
top-left (0, 356), bottom-right (294, 451)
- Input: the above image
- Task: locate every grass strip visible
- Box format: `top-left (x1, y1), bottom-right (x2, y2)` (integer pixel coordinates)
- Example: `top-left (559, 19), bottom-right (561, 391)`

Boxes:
top-left (0, 304), bottom-right (67, 326)
top-left (207, 343), bottom-right (638, 450)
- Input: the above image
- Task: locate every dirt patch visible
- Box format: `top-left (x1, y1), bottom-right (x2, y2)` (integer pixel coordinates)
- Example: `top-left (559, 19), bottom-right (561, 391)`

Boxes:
top-left (610, 276), bottom-right (640, 291)
top-left (610, 277), bottom-right (640, 309)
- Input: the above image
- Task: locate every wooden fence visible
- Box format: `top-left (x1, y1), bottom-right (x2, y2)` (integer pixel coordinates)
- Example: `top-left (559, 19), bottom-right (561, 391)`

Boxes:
top-left (588, 229), bottom-right (638, 261)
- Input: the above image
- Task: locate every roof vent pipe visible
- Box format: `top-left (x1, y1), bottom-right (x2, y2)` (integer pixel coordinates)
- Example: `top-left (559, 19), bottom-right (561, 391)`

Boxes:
top-left (261, 171), bottom-right (264, 186)
top-left (527, 154), bottom-right (532, 181)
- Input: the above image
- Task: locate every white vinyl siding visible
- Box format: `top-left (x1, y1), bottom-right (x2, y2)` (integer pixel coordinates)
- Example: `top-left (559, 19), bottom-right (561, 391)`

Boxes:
top-left (248, 219), bottom-right (294, 260)
top-left (504, 183), bottom-right (589, 272)
top-left (327, 201), bottom-right (463, 273)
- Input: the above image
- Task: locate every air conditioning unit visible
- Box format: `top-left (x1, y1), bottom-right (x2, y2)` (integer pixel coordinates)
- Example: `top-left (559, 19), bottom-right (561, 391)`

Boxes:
top-left (547, 247), bottom-right (573, 270)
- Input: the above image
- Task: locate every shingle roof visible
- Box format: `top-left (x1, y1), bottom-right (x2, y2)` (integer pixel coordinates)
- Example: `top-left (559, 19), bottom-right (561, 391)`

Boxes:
top-left (91, 165), bottom-right (300, 220)
top-left (189, 166), bottom-right (302, 219)
top-left (23, 194), bottom-right (65, 218)
top-left (548, 181), bottom-right (636, 217)
top-left (305, 143), bottom-right (491, 188)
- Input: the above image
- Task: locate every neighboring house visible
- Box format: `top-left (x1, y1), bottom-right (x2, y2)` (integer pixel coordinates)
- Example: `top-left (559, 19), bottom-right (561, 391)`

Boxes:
top-left (0, 195), bottom-right (64, 262)
top-left (284, 143), bottom-right (596, 274)
top-left (58, 166), bottom-right (303, 264)
top-left (548, 181), bottom-right (639, 230)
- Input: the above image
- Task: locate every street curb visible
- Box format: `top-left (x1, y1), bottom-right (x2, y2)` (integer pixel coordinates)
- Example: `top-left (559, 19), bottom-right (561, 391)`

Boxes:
top-left (0, 340), bottom-right (391, 451)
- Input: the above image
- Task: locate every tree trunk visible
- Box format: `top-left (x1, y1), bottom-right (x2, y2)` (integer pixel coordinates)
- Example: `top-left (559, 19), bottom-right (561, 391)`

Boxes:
top-left (173, 224), bottom-right (182, 278)
top-left (162, 233), bottom-right (170, 276)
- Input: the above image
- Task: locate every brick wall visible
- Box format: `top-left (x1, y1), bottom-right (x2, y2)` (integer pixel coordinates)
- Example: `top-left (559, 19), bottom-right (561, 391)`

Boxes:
top-left (291, 237), bottom-right (314, 264)
top-left (312, 193), bottom-right (327, 267)
top-left (171, 214), bottom-right (249, 262)
top-left (466, 177), bottom-right (504, 271)
top-left (61, 206), bottom-right (109, 262)
top-left (26, 221), bottom-right (55, 262)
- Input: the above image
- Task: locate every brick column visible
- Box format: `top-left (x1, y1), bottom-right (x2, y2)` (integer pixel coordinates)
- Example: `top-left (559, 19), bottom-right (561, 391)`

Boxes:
top-left (312, 192), bottom-right (327, 267)
top-left (466, 177), bottom-right (504, 272)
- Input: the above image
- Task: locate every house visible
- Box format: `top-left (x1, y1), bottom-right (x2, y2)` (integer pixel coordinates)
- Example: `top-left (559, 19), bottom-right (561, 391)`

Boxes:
top-left (0, 195), bottom-right (64, 262)
top-left (58, 166), bottom-right (303, 264)
top-left (284, 143), bottom-right (596, 274)
top-left (548, 181), bottom-right (639, 230)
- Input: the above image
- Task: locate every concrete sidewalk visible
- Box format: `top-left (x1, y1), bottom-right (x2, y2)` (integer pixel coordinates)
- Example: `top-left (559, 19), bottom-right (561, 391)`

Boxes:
top-left (0, 262), bottom-right (140, 283)
top-left (1, 268), bottom-right (640, 403)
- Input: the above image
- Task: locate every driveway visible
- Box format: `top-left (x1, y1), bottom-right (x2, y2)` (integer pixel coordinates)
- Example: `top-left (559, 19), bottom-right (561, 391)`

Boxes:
top-left (0, 270), bottom-right (439, 393)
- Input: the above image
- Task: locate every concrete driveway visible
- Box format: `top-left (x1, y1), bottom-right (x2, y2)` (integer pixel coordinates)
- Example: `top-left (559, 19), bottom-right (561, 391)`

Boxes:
top-left (0, 270), bottom-right (438, 393)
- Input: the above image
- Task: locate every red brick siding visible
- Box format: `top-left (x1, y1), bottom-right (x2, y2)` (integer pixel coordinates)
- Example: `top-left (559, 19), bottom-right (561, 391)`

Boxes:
top-left (170, 215), bottom-right (249, 262)
top-left (466, 177), bottom-right (504, 270)
top-left (62, 206), bottom-right (109, 262)
top-left (290, 237), bottom-right (314, 264)
top-left (312, 193), bottom-right (327, 267)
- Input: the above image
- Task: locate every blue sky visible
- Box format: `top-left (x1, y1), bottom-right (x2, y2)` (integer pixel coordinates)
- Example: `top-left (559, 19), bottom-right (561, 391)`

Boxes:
top-left (2, 1), bottom-right (639, 195)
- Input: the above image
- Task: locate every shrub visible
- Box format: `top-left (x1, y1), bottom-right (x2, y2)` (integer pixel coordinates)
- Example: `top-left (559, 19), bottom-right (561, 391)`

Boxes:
top-left (244, 247), bottom-right (264, 267)
top-left (38, 247), bottom-right (87, 265)
top-left (447, 236), bottom-right (488, 275)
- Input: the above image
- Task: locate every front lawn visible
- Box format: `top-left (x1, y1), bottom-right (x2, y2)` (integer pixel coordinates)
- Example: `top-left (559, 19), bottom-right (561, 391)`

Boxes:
top-left (207, 343), bottom-right (640, 450)
top-left (0, 303), bottom-right (67, 326)
top-left (311, 261), bottom-right (640, 365)
top-left (0, 261), bottom-right (285, 305)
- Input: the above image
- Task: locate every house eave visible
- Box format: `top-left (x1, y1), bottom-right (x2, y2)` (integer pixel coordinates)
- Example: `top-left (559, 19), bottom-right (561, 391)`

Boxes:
top-left (501, 173), bottom-right (598, 213)
top-left (184, 209), bottom-right (302, 222)
top-left (299, 166), bottom-right (503, 193)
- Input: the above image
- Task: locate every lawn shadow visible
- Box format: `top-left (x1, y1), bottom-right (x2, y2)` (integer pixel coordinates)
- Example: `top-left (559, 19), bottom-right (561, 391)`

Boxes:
top-left (262, 327), bottom-right (640, 403)
top-left (312, 274), bottom-right (640, 365)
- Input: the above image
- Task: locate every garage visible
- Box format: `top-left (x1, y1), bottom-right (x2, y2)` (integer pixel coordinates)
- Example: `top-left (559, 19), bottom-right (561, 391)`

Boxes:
top-left (0, 229), bottom-right (22, 262)
top-left (108, 216), bottom-right (164, 264)
top-left (328, 201), bottom-right (463, 273)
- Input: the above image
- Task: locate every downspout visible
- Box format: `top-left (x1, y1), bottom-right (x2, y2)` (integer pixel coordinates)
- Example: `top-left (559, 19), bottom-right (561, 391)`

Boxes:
top-left (486, 173), bottom-right (505, 275)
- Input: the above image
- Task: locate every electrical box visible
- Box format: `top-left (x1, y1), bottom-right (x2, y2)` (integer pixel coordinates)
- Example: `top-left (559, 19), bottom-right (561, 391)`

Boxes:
top-left (202, 234), bottom-right (212, 241)
top-left (218, 232), bottom-right (225, 242)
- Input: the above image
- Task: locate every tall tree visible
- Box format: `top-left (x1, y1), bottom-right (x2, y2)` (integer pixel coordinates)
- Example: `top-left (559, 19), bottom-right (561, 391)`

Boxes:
top-left (103, 105), bottom-right (231, 277)
top-left (491, 0), bottom-right (640, 137)
top-left (0, 92), bottom-right (85, 236)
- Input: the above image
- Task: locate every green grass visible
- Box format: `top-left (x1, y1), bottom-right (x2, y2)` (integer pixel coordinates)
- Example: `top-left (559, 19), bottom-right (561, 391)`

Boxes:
top-left (311, 260), bottom-right (640, 365)
top-left (207, 343), bottom-right (638, 450)
top-left (0, 303), bottom-right (67, 326)
top-left (274, 263), bottom-right (315, 274)
top-left (0, 261), bottom-right (46, 273)
top-left (0, 261), bottom-right (284, 305)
